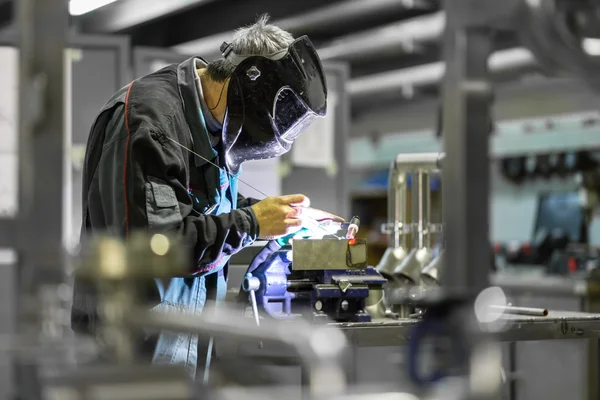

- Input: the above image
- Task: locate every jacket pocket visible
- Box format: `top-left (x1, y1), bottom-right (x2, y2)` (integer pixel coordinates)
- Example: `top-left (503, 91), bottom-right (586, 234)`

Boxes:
top-left (145, 177), bottom-right (183, 230)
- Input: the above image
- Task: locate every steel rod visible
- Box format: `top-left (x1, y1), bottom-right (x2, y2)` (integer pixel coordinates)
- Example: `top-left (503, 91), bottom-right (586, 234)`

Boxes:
top-left (489, 305), bottom-right (548, 317)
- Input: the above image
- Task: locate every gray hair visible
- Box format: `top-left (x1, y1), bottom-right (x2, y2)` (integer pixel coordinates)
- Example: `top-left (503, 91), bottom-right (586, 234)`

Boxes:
top-left (206, 14), bottom-right (295, 82)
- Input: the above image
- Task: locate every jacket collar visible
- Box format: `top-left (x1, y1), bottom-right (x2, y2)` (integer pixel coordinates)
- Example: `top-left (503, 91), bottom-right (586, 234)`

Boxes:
top-left (177, 56), bottom-right (218, 167)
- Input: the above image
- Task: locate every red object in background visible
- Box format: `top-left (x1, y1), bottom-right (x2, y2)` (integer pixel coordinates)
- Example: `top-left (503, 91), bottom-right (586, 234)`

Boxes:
top-left (348, 238), bottom-right (357, 246)
top-left (568, 257), bottom-right (577, 273)
top-left (494, 242), bottom-right (503, 254)
top-left (521, 243), bottom-right (532, 256)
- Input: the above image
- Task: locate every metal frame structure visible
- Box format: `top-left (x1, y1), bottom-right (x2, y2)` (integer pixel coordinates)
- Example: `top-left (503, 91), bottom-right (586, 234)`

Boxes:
top-left (10, 0), bottom-right (68, 398)
top-left (4, 0), bottom-right (600, 398)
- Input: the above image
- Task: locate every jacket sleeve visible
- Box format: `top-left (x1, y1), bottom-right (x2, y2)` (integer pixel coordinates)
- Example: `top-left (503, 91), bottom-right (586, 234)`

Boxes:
top-left (121, 125), bottom-right (259, 273)
top-left (237, 193), bottom-right (261, 208)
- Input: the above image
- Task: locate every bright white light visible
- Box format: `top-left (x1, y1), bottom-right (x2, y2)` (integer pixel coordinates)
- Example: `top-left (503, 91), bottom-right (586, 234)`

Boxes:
top-left (583, 38), bottom-right (600, 56)
top-left (69, 0), bottom-right (118, 16)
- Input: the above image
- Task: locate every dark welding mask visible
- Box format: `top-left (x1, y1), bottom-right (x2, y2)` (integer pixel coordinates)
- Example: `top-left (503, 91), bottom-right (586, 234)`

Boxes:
top-left (220, 35), bottom-right (327, 174)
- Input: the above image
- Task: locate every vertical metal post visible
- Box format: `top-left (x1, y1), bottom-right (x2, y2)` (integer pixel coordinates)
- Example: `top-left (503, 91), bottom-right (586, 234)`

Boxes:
top-left (441, 2), bottom-right (493, 296)
top-left (413, 170), bottom-right (431, 250)
top-left (388, 167), bottom-right (408, 249)
top-left (440, 2), bottom-right (505, 399)
top-left (15, 0), bottom-right (68, 396)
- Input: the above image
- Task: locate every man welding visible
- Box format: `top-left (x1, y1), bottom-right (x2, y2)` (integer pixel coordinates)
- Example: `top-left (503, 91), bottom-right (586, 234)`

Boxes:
top-left (71, 15), bottom-right (342, 375)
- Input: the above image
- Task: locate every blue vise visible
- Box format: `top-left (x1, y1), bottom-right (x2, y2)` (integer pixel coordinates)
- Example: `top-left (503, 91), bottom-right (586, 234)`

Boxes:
top-left (241, 238), bottom-right (387, 323)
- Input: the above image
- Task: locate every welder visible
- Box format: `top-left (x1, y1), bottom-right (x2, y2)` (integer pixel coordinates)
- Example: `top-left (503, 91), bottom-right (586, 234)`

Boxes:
top-left (71, 15), bottom-right (342, 376)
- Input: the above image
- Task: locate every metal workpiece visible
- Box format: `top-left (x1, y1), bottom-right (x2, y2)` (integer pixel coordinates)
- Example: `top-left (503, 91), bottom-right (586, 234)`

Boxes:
top-left (291, 239), bottom-right (367, 271)
top-left (412, 170), bottom-right (431, 250)
top-left (377, 152), bottom-right (442, 282)
top-left (394, 152), bottom-right (444, 172)
top-left (376, 246), bottom-right (408, 280)
top-left (392, 248), bottom-right (424, 284)
top-left (364, 289), bottom-right (386, 319)
top-left (489, 305), bottom-right (548, 317)
top-left (421, 250), bottom-right (443, 286)
top-left (386, 164), bottom-right (408, 249)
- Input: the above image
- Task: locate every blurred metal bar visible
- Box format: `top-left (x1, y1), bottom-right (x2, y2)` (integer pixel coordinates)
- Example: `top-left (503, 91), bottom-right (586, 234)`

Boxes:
top-left (349, 47), bottom-right (536, 98)
top-left (15, 0), bottom-right (68, 396)
top-left (17, 0), bottom-right (68, 287)
top-left (174, 0), bottom-right (431, 55)
top-left (0, 218), bottom-right (15, 248)
top-left (440, 3), bottom-right (493, 295)
top-left (81, 0), bottom-right (219, 32)
top-left (133, 308), bottom-right (348, 397)
top-left (319, 11), bottom-right (445, 61)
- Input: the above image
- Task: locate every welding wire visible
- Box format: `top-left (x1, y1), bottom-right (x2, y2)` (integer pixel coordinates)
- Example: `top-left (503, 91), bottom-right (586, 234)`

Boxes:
top-left (166, 136), bottom-right (270, 198)
top-left (166, 136), bottom-right (334, 236)
top-left (489, 305), bottom-right (548, 317)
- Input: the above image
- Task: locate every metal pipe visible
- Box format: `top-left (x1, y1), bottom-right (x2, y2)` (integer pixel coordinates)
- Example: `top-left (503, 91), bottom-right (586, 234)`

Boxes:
top-left (349, 47), bottom-right (536, 98)
top-left (319, 11), bottom-right (445, 61)
top-left (489, 305), bottom-right (548, 317)
top-left (388, 166), bottom-right (408, 249)
top-left (133, 307), bottom-right (348, 396)
top-left (413, 170), bottom-right (431, 250)
top-left (173, 0), bottom-right (430, 55)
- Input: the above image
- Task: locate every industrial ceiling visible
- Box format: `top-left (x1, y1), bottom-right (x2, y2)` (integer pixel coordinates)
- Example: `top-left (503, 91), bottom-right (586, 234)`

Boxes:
top-left (0, 0), bottom-right (533, 111)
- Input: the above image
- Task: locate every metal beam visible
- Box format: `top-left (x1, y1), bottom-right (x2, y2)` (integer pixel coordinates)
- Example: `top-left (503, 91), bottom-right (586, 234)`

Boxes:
top-left (0, 218), bottom-right (15, 248)
top-left (319, 11), bottom-right (445, 61)
top-left (80, 0), bottom-right (219, 32)
top-left (348, 47), bottom-right (536, 98)
top-left (173, 0), bottom-right (431, 56)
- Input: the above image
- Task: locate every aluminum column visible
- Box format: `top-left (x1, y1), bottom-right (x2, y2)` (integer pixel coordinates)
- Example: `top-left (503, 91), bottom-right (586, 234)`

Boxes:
top-left (441, 3), bottom-right (494, 295)
top-left (15, 0), bottom-right (68, 397)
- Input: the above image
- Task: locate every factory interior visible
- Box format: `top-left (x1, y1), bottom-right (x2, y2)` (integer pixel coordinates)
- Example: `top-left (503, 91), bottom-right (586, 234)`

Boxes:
top-left (2, 0), bottom-right (600, 399)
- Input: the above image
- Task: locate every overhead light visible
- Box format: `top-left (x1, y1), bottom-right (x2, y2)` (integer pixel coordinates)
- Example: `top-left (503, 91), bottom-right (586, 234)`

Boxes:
top-left (582, 38), bottom-right (600, 56)
top-left (69, 0), bottom-right (118, 16)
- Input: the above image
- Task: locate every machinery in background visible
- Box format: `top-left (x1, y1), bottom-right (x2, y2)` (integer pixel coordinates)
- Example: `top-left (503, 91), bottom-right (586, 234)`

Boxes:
top-left (241, 219), bottom-right (387, 323)
top-left (495, 190), bottom-right (600, 275)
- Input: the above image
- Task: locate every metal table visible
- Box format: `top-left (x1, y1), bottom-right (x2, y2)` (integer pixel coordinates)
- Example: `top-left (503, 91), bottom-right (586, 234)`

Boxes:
top-left (335, 311), bottom-right (600, 347)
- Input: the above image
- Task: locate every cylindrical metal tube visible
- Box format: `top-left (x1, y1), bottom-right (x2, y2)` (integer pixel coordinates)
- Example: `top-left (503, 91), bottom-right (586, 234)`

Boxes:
top-left (413, 170), bottom-right (431, 250)
top-left (388, 166), bottom-right (409, 248)
top-left (489, 305), bottom-right (548, 317)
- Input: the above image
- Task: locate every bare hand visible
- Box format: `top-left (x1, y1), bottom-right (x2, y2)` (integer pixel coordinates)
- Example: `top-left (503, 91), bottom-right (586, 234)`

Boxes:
top-left (250, 194), bottom-right (309, 239)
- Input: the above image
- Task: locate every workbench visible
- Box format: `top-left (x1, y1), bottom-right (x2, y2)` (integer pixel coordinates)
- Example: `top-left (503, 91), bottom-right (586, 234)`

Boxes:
top-left (336, 311), bottom-right (600, 347)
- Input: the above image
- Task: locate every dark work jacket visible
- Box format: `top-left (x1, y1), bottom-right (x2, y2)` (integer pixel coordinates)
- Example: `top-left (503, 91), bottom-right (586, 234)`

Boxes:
top-left (71, 57), bottom-right (261, 347)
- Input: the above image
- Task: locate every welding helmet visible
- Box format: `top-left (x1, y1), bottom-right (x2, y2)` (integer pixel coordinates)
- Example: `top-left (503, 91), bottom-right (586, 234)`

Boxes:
top-left (220, 35), bottom-right (327, 174)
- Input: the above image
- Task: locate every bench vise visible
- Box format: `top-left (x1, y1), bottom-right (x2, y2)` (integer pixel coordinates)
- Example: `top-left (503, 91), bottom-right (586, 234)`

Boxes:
top-left (242, 238), bottom-right (387, 323)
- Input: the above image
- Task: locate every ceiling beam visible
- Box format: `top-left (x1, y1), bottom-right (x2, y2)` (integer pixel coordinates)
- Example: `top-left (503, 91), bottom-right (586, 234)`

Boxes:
top-left (79, 0), bottom-right (219, 32)
top-left (173, 0), bottom-right (433, 56)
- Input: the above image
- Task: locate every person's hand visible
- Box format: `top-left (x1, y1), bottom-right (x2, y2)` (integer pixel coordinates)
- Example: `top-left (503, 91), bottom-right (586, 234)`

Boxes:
top-left (250, 194), bottom-right (310, 239)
